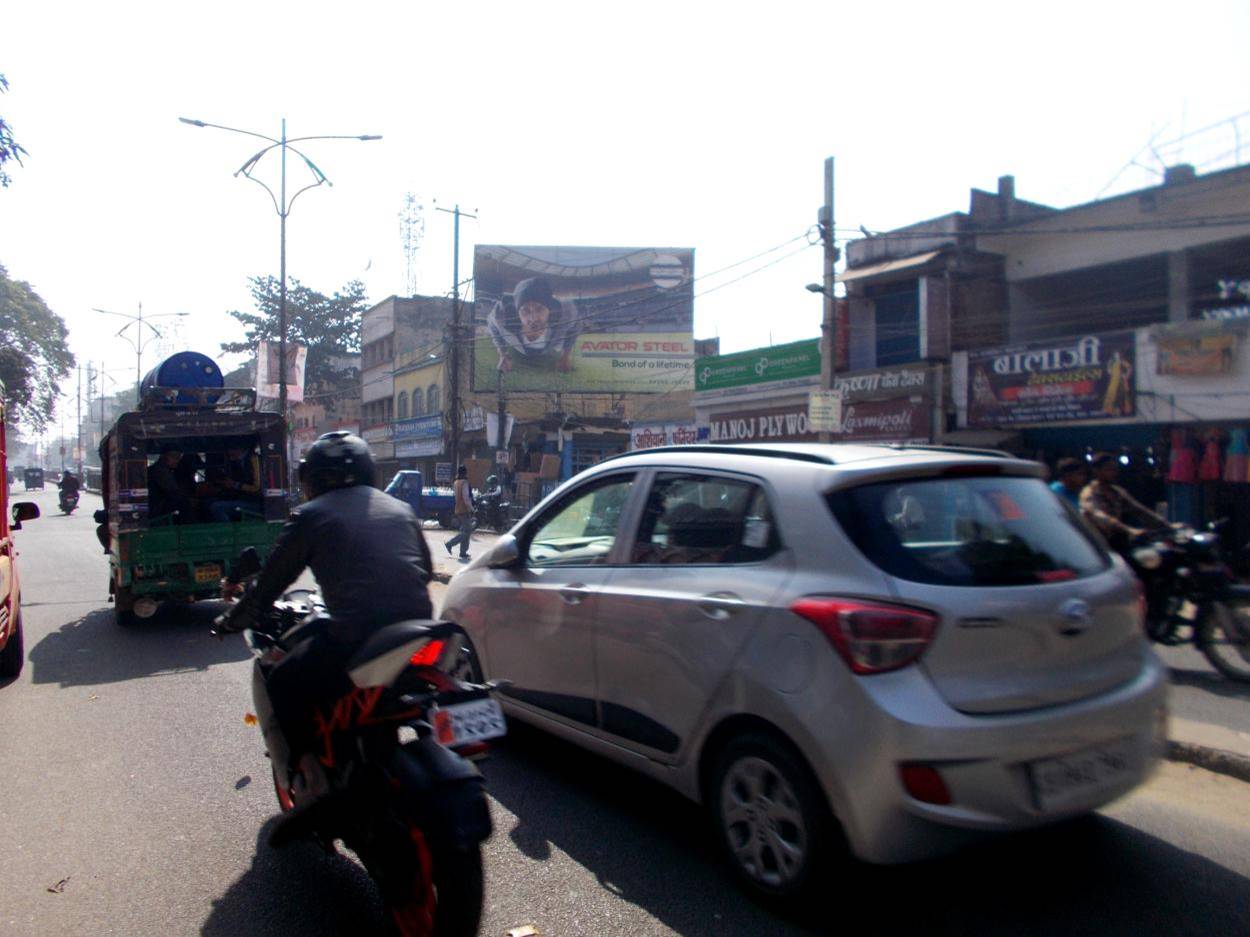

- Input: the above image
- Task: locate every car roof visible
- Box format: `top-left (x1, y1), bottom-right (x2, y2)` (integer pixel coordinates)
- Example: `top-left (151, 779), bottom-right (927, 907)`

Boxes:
top-left (596, 442), bottom-right (1044, 484)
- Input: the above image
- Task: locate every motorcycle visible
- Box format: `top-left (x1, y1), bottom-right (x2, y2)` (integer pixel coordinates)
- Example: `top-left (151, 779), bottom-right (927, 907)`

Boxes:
top-left (213, 548), bottom-right (504, 936)
top-left (473, 489), bottom-right (511, 532)
top-left (58, 489), bottom-right (79, 515)
top-left (1130, 523), bottom-right (1250, 682)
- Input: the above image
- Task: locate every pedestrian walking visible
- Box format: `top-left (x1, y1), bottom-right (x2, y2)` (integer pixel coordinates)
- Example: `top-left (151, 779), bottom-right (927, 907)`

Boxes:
top-left (445, 465), bottom-right (476, 560)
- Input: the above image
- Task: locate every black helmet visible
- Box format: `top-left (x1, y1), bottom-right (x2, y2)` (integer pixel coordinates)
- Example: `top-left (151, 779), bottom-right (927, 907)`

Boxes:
top-left (298, 432), bottom-right (375, 494)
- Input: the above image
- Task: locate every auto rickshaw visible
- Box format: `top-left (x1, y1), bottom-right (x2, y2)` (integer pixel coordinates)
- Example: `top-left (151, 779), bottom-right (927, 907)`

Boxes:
top-left (99, 382), bottom-right (289, 626)
top-left (23, 468), bottom-right (44, 491)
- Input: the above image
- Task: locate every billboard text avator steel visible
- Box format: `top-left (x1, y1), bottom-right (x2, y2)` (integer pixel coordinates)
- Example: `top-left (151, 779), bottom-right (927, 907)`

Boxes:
top-left (472, 245), bottom-right (694, 394)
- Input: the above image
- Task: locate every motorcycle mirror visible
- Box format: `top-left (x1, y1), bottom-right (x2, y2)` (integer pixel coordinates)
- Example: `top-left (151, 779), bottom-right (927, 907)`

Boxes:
top-left (237, 546), bottom-right (263, 578)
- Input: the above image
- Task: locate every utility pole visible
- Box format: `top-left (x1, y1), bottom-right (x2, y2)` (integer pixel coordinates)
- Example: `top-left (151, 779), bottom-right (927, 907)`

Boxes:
top-left (818, 157), bottom-right (839, 443)
top-left (76, 365), bottom-right (82, 475)
top-left (436, 203), bottom-right (477, 471)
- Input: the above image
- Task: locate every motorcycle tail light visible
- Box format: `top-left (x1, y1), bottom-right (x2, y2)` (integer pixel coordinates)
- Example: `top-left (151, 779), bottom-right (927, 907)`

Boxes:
top-left (410, 639), bottom-right (446, 667)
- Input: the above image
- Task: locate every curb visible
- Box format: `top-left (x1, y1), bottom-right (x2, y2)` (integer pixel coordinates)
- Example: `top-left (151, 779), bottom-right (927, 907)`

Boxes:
top-left (1167, 740), bottom-right (1250, 784)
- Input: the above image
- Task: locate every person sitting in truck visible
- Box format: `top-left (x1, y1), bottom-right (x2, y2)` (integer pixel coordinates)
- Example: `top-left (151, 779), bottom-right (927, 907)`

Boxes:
top-left (148, 445), bottom-right (195, 523)
top-left (206, 445), bottom-right (263, 522)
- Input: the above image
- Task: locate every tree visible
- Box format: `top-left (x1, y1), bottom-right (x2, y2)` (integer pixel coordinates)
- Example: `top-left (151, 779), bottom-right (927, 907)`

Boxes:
top-left (0, 264), bottom-right (75, 432)
top-left (221, 276), bottom-right (366, 391)
top-left (0, 74), bottom-right (27, 188)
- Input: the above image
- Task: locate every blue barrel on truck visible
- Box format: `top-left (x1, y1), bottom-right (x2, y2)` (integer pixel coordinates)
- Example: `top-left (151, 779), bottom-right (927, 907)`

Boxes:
top-left (140, 352), bottom-right (224, 404)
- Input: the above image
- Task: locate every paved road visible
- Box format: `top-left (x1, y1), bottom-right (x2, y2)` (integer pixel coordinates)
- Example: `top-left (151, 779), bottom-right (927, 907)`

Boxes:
top-left (2, 488), bottom-right (1249, 936)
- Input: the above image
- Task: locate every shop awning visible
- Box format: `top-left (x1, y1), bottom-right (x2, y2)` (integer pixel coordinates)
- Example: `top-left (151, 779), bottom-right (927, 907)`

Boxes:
top-left (836, 250), bottom-right (942, 283)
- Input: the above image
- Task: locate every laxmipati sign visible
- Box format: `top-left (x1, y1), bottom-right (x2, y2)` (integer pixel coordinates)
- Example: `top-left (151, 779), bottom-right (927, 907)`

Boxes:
top-left (968, 331), bottom-right (1136, 426)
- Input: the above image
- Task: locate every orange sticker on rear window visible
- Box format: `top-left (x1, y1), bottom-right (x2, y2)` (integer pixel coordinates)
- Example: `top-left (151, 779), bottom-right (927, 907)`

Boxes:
top-left (985, 490), bottom-right (1025, 521)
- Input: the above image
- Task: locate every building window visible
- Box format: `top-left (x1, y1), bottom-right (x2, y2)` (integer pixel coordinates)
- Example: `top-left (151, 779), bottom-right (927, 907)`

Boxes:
top-left (412, 387), bottom-right (424, 416)
top-left (397, 391), bottom-right (409, 420)
top-left (873, 283), bottom-right (920, 366)
top-left (427, 383), bottom-right (441, 413)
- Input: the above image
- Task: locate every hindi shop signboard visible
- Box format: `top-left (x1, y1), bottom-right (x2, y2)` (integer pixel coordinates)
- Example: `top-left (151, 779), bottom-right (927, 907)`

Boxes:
top-left (629, 422), bottom-right (705, 450)
top-left (967, 331), bottom-right (1136, 426)
top-left (708, 398), bottom-right (928, 444)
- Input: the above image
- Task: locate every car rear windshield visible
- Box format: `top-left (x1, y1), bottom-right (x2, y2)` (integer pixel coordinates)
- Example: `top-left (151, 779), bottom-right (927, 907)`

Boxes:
top-left (827, 475), bottom-right (1109, 587)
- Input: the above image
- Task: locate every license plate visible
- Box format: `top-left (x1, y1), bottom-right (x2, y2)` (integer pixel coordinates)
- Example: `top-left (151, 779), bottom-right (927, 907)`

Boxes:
top-left (195, 563), bottom-right (222, 584)
top-left (431, 698), bottom-right (507, 747)
top-left (1029, 738), bottom-right (1139, 813)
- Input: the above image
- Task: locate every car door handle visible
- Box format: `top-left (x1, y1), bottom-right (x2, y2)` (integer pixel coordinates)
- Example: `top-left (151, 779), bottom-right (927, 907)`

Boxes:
top-left (560, 584), bottom-right (588, 605)
top-left (698, 592), bottom-right (743, 620)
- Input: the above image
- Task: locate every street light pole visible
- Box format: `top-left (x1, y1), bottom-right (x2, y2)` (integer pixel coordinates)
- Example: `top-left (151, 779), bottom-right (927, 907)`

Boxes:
top-left (93, 304), bottom-right (189, 401)
top-left (178, 116), bottom-right (381, 422)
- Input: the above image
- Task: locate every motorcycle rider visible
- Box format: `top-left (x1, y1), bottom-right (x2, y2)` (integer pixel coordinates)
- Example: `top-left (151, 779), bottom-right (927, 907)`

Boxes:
top-left (58, 468), bottom-right (81, 509)
top-left (218, 431), bottom-right (435, 800)
top-left (1079, 452), bottom-right (1171, 552)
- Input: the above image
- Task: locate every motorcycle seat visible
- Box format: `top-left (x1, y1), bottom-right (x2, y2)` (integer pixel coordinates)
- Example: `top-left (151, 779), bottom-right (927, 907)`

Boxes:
top-left (346, 620), bottom-right (456, 689)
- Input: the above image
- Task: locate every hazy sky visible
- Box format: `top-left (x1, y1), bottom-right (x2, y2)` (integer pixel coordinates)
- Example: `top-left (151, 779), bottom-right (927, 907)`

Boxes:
top-left (2, 1), bottom-right (1248, 431)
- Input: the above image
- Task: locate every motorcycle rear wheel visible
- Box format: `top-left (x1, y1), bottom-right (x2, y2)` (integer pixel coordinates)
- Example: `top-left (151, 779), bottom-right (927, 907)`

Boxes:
top-left (1198, 600), bottom-right (1250, 682)
top-left (382, 823), bottom-right (484, 937)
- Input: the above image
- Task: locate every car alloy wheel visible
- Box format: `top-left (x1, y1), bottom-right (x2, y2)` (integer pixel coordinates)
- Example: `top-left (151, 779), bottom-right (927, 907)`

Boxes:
top-left (718, 752), bottom-right (810, 891)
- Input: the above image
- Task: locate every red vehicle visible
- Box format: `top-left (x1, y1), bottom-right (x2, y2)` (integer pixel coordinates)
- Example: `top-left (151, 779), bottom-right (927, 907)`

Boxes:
top-left (0, 391), bottom-right (41, 680)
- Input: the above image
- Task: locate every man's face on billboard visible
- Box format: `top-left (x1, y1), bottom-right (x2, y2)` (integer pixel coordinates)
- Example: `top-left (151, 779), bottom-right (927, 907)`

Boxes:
top-left (518, 300), bottom-right (551, 339)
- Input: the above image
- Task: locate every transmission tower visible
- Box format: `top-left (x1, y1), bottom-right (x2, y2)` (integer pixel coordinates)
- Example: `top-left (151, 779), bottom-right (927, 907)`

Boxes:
top-left (399, 193), bottom-right (426, 297)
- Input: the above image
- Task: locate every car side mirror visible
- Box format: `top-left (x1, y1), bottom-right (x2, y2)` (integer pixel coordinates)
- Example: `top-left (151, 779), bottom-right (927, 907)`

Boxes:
top-left (487, 534), bottom-right (523, 569)
top-left (12, 501), bottom-right (39, 530)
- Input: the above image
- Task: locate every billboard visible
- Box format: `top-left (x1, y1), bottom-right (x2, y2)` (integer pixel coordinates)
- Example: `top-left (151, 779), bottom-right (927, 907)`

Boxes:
top-left (967, 331), bottom-right (1136, 426)
top-left (472, 245), bottom-right (694, 393)
top-left (694, 339), bottom-right (820, 400)
top-left (256, 341), bottom-right (308, 403)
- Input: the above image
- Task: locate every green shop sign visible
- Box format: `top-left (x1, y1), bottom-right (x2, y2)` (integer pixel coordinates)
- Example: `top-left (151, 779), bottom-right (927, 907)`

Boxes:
top-left (695, 338), bottom-right (821, 393)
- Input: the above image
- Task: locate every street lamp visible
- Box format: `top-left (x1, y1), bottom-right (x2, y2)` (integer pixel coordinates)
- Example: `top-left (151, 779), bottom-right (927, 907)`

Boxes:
top-left (93, 304), bottom-right (190, 400)
top-left (178, 116), bottom-right (381, 418)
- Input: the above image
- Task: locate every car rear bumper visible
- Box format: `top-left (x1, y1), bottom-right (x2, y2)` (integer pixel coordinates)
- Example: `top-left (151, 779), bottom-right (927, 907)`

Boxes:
top-left (819, 648), bottom-right (1168, 864)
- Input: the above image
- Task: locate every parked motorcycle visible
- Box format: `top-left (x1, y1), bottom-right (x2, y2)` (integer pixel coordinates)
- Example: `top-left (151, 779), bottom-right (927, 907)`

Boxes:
top-left (213, 548), bottom-right (504, 936)
top-left (1130, 524), bottom-right (1250, 682)
top-left (58, 489), bottom-right (79, 515)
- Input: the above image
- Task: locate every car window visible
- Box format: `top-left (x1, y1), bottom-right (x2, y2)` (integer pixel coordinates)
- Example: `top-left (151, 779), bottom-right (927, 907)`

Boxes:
top-left (526, 474), bottom-right (635, 568)
top-left (827, 475), bottom-right (1109, 587)
top-left (630, 472), bottom-right (780, 565)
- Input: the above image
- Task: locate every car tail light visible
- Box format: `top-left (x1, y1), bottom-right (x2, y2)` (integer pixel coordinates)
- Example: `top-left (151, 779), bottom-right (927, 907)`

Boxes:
top-left (898, 764), bottom-right (952, 805)
top-left (791, 597), bottom-right (938, 675)
top-left (410, 639), bottom-right (446, 667)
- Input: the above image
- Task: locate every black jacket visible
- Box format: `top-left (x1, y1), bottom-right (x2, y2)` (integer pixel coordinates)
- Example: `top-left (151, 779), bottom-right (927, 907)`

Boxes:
top-left (236, 484), bottom-right (434, 641)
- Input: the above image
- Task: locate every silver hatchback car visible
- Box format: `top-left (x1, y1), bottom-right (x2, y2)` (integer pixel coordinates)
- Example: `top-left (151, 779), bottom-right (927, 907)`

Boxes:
top-left (442, 443), bottom-right (1168, 898)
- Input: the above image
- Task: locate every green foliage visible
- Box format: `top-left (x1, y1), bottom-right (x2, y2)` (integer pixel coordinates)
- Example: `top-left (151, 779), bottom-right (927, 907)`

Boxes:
top-left (0, 74), bottom-right (27, 188)
top-left (221, 276), bottom-right (366, 391)
top-left (0, 264), bottom-right (75, 432)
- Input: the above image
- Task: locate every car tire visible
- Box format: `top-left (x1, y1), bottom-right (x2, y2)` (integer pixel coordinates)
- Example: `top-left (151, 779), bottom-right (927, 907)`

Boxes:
top-left (0, 608), bottom-right (24, 679)
top-left (709, 732), bottom-right (839, 903)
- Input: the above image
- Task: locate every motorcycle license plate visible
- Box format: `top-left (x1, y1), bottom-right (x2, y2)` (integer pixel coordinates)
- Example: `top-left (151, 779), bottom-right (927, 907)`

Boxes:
top-left (431, 698), bottom-right (507, 746)
top-left (1029, 737), bottom-right (1140, 813)
top-left (195, 563), bottom-right (223, 584)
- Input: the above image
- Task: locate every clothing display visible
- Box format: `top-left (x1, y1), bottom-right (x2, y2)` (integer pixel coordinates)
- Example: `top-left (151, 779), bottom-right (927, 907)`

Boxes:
top-left (1167, 429), bottom-right (1198, 484)
top-left (1226, 428), bottom-right (1250, 484)
top-left (1199, 433), bottom-right (1223, 482)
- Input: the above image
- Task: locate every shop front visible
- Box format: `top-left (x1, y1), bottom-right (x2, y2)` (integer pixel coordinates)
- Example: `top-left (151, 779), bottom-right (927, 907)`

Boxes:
top-left (393, 413), bottom-right (444, 484)
top-left (956, 322), bottom-right (1250, 566)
